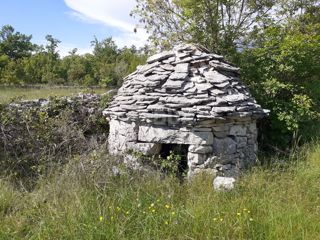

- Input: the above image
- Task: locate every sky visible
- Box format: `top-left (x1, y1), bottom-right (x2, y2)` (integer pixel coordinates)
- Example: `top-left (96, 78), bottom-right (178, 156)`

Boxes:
top-left (0, 0), bottom-right (148, 56)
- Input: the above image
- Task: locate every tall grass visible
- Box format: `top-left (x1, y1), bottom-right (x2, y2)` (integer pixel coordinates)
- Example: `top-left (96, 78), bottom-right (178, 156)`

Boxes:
top-left (0, 145), bottom-right (319, 239)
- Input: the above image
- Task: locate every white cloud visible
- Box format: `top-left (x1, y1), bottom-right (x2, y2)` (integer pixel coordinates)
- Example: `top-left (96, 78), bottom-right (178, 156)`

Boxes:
top-left (64, 0), bottom-right (148, 48)
top-left (58, 43), bottom-right (93, 57)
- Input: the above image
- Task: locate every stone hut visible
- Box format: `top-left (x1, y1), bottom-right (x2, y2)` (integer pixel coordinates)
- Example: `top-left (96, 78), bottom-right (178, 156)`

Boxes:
top-left (103, 44), bottom-right (268, 177)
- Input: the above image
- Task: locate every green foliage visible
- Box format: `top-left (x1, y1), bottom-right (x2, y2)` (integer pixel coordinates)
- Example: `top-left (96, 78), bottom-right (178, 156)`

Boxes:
top-left (135, 148), bottom-right (186, 178)
top-left (0, 25), bottom-right (35, 60)
top-left (0, 144), bottom-right (320, 239)
top-left (132, 0), bottom-right (316, 59)
top-left (239, 15), bottom-right (320, 149)
top-left (0, 25), bottom-right (147, 86)
top-left (0, 86), bottom-right (106, 104)
top-left (160, 150), bottom-right (181, 175)
top-left (0, 96), bottom-right (109, 188)
top-left (132, 1), bottom-right (320, 149)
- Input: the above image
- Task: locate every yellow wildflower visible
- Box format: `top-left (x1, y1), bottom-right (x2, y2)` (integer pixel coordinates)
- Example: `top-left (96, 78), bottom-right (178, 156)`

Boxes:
top-left (213, 218), bottom-right (218, 221)
top-left (99, 216), bottom-right (103, 222)
top-left (152, 209), bottom-right (156, 213)
top-left (126, 211), bottom-right (130, 215)
top-left (220, 218), bottom-right (223, 222)
top-left (150, 203), bottom-right (155, 207)
top-left (171, 211), bottom-right (175, 216)
top-left (237, 212), bottom-right (241, 216)
top-left (249, 218), bottom-right (254, 221)
top-left (165, 221), bottom-right (169, 225)
top-left (165, 204), bottom-right (170, 209)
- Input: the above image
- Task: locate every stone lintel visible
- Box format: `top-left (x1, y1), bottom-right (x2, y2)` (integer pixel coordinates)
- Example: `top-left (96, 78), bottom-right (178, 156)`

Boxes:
top-left (138, 125), bottom-right (213, 145)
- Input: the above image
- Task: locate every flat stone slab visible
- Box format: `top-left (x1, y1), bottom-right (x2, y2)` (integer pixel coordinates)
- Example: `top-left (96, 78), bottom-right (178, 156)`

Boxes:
top-left (204, 70), bottom-right (230, 83)
top-left (138, 126), bottom-right (214, 145)
top-left (189, 145), bottom-right (213, 154)
top-left (147, 51), bottom-right (175, 64)
top-left (174, 63), bottom-right (189, 73)
top-left (213, 137), bottom-right (237, 155)
top-left (104, 43), bottom-right (269, 123)
top-left (163, 79), bottom-right (185, 89)
top-left (169, 72), bottom-right (189, 80)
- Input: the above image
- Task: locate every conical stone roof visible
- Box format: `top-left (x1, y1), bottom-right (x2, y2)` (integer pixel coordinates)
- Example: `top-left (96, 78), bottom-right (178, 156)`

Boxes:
top-left (104, 44), bottom-right (268, 126)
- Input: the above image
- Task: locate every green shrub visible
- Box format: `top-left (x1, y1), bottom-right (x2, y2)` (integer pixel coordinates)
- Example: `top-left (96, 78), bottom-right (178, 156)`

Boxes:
top-left (239, 19), bottom-right (320, 150)
top-left (0, 95), bottom-right (109, 188)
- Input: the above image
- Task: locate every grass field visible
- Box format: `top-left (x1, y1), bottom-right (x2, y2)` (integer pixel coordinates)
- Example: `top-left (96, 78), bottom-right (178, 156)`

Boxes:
top-left (0, 86), bottom-right (106, 103)
top-left (0, 85), bottom-right (319, 239)
top-left (0, 144), bottom-right (319, 239)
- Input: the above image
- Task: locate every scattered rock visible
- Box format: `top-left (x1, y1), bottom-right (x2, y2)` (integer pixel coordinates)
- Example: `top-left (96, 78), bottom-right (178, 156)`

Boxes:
top-left (213, 176), bottom-right (236, 191)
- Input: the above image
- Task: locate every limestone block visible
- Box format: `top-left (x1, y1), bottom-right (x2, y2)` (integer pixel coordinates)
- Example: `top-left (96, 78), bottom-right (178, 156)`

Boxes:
top-left (203, 156), bottom-right (218, 168)
top-left (108, 120), bottom-right (138, 154)
top-left (163, 79), bottom-right (185, 89)
top-left (213, 131), bottom-right (228, 138)
top-left (174, 63), bottom-right (189, 73)
top-left (214, 164), bottom-right (240, 178)
top-left (131, 142), bottom-right (162, 156)
top-left (248, 122), bottom-right (257, 134)
top-left (188, 152), bottom-right (207, 165)
top-left (212, 124), bottom-right (231, 138)
top-left (236, 136), bottom-right (248, 148)
top-left (193, 128), bottom-right (212, 132)
top-left (213, 177), bottom-right (236, 191)
top-left (160, 64), bottom-right (175, 71)
top-left (203, 70), bottom-right (229, 83)
top-left (147, 51), bottom-right (175, 64)
top-left (211, 106), bottom-right (236, 114)
top-left (210, 91), bottom-right (225, 99)
top-left (169, 72), bottom-right (188, 80)
top-left (229, 125), bottom-right (247, 136)
top-left (138, 126), bottom-right (213, 145)
top-left (108, 134), bottom-right (128, 154)
top-left (188, 145), bottom-right (213, 154)
top-left (212, 137), bottom-right (237, 155)
top-left (247, 138), bottom-right (255, 145)
top-left (224, 93), bottom-right (248, 103)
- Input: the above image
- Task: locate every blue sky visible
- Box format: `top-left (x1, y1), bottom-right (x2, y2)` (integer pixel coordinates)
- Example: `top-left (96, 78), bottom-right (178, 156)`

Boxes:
top-left (0, 0), bottom-right (148, 56)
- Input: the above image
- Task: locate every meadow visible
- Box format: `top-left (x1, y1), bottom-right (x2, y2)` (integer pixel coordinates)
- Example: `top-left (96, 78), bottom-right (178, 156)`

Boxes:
top-left (0, 86), bottom-right (106, 104)
top-left (0, 86), bottom-right (319, 239)
top-left (0, 143), bottom-right (319, 239)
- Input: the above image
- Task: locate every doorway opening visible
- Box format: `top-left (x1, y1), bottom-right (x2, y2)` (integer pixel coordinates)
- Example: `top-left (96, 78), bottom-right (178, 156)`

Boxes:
top-left (159, 143), bottom-right (189, 179)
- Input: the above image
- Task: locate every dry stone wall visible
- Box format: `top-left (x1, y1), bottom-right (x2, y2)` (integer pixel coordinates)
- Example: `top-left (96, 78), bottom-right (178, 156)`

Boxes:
top-left (105, 44), bottom-right (267, 178)
top-left (108, 118), bottom-right (258, 177)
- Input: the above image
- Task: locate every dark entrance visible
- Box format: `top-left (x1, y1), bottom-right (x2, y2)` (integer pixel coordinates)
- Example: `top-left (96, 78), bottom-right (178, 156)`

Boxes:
top-left (159, 144), bottom-right (189, 178)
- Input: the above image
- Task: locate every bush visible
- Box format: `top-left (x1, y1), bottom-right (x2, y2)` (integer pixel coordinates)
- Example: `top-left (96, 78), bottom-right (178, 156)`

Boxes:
top-left (0, 94), bottom-right (109, 188)
top-left (239, 19), bottom-right (320, 150)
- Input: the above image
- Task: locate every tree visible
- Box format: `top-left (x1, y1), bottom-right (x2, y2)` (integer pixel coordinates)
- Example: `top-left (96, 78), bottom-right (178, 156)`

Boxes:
top-left (45, 34), bottom-right (61, 60)
top-left (0, 25), bottom-right (35, 60)
top-left (239, 9), bottom-right (320, 149)
top-left (132, 0), bottom-right (319, 59)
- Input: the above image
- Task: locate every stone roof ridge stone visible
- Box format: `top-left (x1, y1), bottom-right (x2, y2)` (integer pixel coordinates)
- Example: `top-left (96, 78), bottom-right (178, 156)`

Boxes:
top-left (104, 43), bottom-right (269, 125)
